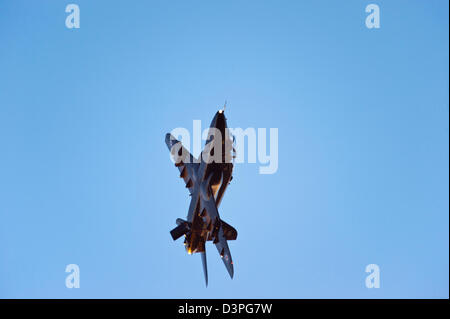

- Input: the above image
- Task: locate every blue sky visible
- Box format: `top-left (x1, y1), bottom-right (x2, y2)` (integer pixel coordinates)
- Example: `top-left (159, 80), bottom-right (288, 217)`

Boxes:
top-left (0, 1), bottom-right (448, 298)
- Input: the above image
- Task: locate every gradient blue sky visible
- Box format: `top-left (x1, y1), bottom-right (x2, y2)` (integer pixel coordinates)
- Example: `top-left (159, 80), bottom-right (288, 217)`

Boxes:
top-left (0, 1), bottom-right (448, 298)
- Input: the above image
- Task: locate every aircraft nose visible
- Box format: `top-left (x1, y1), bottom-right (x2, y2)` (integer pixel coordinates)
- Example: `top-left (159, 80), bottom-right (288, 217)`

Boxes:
top-left (210, 109), bottom-right (226, 128)
top-left (216, 109), bottom-right (225, 119)
top-left (217, 109), bottom-right (227, 122)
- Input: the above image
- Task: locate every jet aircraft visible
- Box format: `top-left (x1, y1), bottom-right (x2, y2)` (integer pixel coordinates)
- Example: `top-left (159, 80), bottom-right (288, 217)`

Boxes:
top-left (165, 107), bottom-right (237, 286)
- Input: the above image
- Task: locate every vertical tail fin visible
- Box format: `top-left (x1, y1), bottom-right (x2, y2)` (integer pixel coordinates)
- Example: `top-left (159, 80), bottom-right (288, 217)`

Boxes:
top-left (201, 251), bottom-right (208, 287)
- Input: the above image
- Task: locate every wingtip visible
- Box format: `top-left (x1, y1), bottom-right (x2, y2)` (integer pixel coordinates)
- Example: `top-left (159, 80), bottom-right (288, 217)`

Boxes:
top-left (229, 266), bottom-right (234, 279)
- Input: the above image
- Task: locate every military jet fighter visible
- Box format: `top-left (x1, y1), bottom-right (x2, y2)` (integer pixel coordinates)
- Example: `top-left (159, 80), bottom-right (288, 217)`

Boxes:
top-left (165, 108), bottom-right (237, 286)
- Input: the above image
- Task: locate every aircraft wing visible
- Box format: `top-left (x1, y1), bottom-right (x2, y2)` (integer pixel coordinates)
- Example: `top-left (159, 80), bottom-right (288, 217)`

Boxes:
top-left (165, 133), bottom-right (199, 194)
top-left (214, 225), bottom-right (234, 279)
top-left (199, 184), bottom-right (234, 279)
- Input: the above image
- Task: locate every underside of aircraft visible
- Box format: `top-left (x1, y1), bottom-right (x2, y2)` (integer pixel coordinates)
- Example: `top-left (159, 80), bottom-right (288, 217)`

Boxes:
top-left (165, 108), bottom-right (237, 286)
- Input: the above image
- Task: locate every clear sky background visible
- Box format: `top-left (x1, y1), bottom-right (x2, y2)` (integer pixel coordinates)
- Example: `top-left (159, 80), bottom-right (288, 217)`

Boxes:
top-left (0, 1), bottom-right (448, 298)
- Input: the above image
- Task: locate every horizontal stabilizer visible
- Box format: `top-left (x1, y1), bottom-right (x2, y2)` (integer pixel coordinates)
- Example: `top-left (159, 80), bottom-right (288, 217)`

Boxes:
top-left (221, 220), bottom-right (238, 241)
top-left (170, 222), bottom-right (190, 241)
